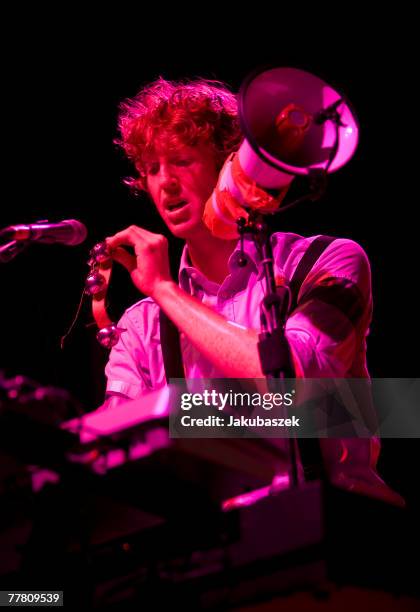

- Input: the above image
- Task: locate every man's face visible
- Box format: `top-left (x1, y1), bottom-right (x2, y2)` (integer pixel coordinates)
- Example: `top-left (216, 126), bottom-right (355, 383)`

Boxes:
top-left (144, 142), bottom-right (219, 240)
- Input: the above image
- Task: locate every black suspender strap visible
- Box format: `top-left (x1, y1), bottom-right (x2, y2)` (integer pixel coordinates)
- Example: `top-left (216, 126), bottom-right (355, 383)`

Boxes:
top-left (159, 308), bottom-right (184, 382)
top-left (287, 235), bottom-right (337, 481)
top-left (288, 235), bottom-right (336, 314)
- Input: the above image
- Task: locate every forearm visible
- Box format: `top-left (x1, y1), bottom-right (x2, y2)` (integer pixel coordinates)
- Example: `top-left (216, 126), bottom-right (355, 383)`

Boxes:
top-left (153, 280), bottom-right (264, 378)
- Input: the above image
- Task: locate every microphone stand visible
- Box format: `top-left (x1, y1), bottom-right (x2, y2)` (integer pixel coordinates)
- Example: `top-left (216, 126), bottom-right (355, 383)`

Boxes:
top-left (234, 104), bottom-right (344, 490)
top-left (237, 213), bottom-right (300, 488)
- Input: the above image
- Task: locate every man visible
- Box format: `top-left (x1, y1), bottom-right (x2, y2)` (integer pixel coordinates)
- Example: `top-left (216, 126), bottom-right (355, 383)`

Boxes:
top-left (104, 76), bottom-right (403, 506)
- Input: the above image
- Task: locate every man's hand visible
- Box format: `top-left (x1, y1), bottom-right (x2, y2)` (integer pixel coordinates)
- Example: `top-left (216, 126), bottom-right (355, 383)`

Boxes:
top-left (106, 225), bottom-right (173, 298)
top-left (105, 225), bottom-right (265, 379)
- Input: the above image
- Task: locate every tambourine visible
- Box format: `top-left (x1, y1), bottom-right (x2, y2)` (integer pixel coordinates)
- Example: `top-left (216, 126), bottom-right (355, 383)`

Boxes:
top-left (84, 241), bottom-right (133, 349)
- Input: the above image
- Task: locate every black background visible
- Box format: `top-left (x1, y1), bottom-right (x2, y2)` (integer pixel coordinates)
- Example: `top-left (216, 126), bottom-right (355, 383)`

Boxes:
top-left (0, 12), bottom-right (418, 506)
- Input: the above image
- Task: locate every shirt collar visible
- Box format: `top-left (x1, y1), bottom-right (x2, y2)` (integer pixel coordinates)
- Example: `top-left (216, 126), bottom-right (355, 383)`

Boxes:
top-left (178, 237), bottom-right (261, 295)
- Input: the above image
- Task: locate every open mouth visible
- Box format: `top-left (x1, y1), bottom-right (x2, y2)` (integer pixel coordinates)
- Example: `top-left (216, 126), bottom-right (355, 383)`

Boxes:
top-left (166, 200), bottom-right (188, 212)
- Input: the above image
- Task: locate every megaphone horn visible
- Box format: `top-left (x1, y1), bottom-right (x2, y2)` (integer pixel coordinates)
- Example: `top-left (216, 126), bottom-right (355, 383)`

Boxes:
top-left (203, 67), bottom-right (359, 239)
top-left (239, 66), bottom-right (359, 179)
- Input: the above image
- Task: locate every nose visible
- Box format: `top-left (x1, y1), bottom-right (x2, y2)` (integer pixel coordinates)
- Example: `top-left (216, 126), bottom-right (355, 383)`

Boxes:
top-left (159, 164), bottom-right (180, 192)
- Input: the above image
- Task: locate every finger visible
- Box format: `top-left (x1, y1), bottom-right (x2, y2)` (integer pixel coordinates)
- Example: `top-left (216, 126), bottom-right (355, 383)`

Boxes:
top-left (106, 225), bottom-right (158, 250)
top-left (112, 246), bottom-right (136, 273)
top-left (106, 226), bottom-right (139, 250)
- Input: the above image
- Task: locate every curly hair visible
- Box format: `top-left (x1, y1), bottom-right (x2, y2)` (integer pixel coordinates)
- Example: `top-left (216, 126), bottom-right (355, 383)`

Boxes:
top-left (116, 77), bottom-right (242, 192)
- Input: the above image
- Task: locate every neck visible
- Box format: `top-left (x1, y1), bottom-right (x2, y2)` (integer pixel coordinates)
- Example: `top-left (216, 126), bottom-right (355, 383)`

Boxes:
top-left (186, 226), bottom-right (237, 285)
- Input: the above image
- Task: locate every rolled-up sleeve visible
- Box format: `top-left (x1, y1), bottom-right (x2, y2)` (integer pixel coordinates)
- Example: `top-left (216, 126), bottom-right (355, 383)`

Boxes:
top-left (105, 309), bottom-right (151, 400)
top-left (284, 238), bottom-right (372, 378)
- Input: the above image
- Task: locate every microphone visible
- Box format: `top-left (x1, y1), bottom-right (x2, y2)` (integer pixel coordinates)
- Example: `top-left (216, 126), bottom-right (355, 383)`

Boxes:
top-left (0, 219), bottom-right (88, 246)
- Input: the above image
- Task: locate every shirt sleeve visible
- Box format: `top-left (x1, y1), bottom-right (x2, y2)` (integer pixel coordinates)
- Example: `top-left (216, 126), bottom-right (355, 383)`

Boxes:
top-left (284, 238), bottom-right (372, 378)
top-left (104, 308), bottom-right (152, 400)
